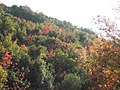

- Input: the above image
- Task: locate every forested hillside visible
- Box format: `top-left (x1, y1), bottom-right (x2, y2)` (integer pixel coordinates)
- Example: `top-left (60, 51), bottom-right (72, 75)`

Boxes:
top-left (0, 3), bottom-right (120, 90)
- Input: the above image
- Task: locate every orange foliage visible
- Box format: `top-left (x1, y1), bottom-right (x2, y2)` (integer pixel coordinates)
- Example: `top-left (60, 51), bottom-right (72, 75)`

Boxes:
top-left (88, 38), bottom-right (120, 90)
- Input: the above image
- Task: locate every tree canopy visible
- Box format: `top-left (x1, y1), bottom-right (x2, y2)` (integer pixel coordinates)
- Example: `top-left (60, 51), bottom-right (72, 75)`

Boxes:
top-left (0, 3), bottom-right (119, 90)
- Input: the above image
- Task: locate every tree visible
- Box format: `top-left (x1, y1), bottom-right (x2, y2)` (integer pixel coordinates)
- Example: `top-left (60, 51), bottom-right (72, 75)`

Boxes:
top-left (28, 59), bottom-right (54, 90)
top-left (94, 15), bottom-right (119, 39)
top-left (61, 74), bottom-right (82, 90)
top-left (87, 38), bottom-right (120, 90)
top-left (91, 3), bottom-right (120, 89)
top-left (93, 1), bottom-right (120, 40)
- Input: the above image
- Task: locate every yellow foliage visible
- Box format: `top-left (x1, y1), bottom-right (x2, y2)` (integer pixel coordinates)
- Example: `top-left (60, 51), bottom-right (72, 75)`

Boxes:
top-left (0, 65), bottom-right (8, 83)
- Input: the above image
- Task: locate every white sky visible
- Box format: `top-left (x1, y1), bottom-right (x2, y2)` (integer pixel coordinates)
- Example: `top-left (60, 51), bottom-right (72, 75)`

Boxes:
top-left (0, 0), bottom-right (118, 29)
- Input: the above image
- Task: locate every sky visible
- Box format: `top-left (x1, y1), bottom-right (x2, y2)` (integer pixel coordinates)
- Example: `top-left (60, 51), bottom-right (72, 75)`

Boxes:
top-left (0, 0), bottom-right (118, 30)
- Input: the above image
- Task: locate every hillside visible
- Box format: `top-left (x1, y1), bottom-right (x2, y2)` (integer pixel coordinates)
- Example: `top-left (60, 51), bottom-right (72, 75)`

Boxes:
top-left (0, 3), bottom-right (120, 90)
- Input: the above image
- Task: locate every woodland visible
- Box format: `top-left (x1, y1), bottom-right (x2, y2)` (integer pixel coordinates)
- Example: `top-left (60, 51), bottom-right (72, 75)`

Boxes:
top-left (0, 3), bottom-right (120, 90)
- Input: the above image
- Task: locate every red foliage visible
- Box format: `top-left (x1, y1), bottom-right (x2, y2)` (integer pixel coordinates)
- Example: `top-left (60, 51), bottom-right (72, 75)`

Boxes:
top-left (40, 24), bottom-right (54, 35)
top-left (0, 51), bottom-right (13, 68)
top-left (0, 52), bottom-right (29, 89)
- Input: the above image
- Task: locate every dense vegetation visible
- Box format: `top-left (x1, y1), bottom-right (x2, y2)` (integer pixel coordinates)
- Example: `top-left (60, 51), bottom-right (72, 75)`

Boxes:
top-left (0, 3), bottom-right (120, 90)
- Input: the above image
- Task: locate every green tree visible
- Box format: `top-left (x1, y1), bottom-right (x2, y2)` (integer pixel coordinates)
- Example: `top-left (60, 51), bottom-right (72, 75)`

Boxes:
top-left (61, 74), bottom-right (82, 90)
top-left (28, 59), bottom-right (54, 90)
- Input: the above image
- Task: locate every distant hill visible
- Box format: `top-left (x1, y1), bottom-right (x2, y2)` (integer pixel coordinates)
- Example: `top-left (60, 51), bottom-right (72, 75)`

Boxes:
top-left (1, 3), bottom-right (94, 31)
top-left (1, 3), bottom-right (96, 44)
